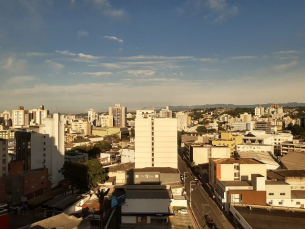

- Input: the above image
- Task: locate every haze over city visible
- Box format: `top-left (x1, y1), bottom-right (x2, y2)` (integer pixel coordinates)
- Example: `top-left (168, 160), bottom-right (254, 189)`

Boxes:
top-left (0, 0), bottom-right (304, 113)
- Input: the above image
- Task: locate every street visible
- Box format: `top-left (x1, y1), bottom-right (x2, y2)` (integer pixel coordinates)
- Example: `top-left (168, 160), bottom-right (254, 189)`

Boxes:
top-left (178, 151), bottom-right (234, 229)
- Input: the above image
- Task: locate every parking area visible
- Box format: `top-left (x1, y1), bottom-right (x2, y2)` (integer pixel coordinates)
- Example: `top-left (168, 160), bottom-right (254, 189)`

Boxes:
top-left (168, 209), bottom-right (194, 229)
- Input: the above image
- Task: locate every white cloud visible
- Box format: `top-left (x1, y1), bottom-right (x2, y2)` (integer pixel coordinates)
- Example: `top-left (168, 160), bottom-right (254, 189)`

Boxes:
top-left (124, 78), bottom-right (176, 82)
top-left (1, 57), bottom-right (27, 73)
top-left (92, 0), bottom-right (126, 19)
top-left (83, 72), bottom-right (113, 77)
top-left (274, 61), bottom-right (298, 72)
top-left (25, 52), bottom-right (51, 57)
top-left (274, 50), bottom-right (301, 54)
top-left (78, 53), bottom-right (100, 59)
top-left (89, 63), bottom-right (125, 69)
top-left (78, 30), bottom-right (89, 37)
top-left (227, 56), bottom-right (257, 60)
top-left (200, 68), bottom-right (220, 72)
top-left (45, 60), bottom-right (64, 70)
top-left (177, 0), bottom-right (238, 23)
top-left (104, 36), bottom-right (123, 43)
top-left (55, 50), bottom-right (77, 56)
top-left (196, 58), bottom-right (218, 62)
top-left (121, 55), bottom-right (193, 60)
top-left (123, 70), bottom-right (156, 77)
top-left (7, 76), bottom-right (36, 84)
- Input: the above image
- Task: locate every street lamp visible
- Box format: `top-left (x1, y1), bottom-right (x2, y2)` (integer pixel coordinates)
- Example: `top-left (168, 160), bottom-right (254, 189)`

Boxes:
top-left (190, 181), bottom-right (196, 208)
top-left (184, 172), bottom-right (188, 190)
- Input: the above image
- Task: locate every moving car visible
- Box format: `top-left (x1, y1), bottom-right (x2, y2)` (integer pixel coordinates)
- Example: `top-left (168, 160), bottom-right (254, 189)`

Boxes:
top-left (205, 214), bottom-right (214, 225)
top-left (177, 209), bottom-right (188, 214)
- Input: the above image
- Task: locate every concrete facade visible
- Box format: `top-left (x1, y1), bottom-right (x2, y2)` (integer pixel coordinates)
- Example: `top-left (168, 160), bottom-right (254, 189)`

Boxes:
top-left (135, 111), bottom-right (177, 169)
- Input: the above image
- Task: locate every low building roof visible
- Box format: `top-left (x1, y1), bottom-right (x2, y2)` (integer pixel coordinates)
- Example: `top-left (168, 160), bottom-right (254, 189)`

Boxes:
top-left (281, 151), bottom-right (305, 170)
top-left (292, 190), bottom-right (305, 199)
top-left (108, 162), bottom-right (135, 172)
top-left (220, 180), bottom-right (251, 187)
top-left (265, 180), bottom-right (289, 185)
top-left (238, 151), bottom-right (279, 169)
top-left (25, 213), bottom-right (90, 229)
top-left (28, 187), bottom-right (67, 206)
top-left (211, 158), bottom-right (262, 164)
top-left (274, 170), bottom-right (305, 177)
top-left (232, 204), bottom-right (305, 229)
top-left (267, 170), bottom-right (285, 181)
top-left (126, 189), bottom-right (171, 199)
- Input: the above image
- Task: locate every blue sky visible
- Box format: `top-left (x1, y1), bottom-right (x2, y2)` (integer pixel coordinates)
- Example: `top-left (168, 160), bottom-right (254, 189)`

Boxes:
top-left (0, 0), bottom-right (304, 113)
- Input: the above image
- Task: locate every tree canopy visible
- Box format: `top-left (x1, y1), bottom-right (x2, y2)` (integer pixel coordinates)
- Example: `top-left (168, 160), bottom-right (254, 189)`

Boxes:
top-left (196, 126), bottom-right (207, 133)
top-left (62, 159), bottom-right (107, 192)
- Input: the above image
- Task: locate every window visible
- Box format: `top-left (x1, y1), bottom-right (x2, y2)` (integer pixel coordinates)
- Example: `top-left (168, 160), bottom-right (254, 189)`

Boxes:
top-left (280, 193), bottom-right (285, 195)
top-left (269, 193), bottom-right (274, 195)
top-left (296, 202), bottom-right (301, 205)
top-left (278, 202), bottom-right (283, 205)
top-left (145, 175), bottom-right (149, 178)
top-left (126, 175), bottom-right (129, 178)
top-left (155, 175), bottom-right (159, 178)
top-left (135, 175), bottom-right (139, 178)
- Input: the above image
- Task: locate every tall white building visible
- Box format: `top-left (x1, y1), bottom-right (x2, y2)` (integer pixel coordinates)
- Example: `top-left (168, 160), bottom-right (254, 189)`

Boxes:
top-left (176, 112), bottom-right (188, 131)
top-left (159, 106), bottom-right (172, 118)
top-left (255, 106), bottom-right (265, 116)
top-left (32, 113), bottom-right (65, 186)
top-left (12, 106), bottom-right (28, 127)
top-left (88, 108), bottom-right (99, 126)
top-left (109, 104), bottom-right (127, 127)
top-left (135, 110), bottom-right (177, 169)
top-left (99, 114), bottom-right (113, 127)
top-left (29, 105), bottom-right (49, 125)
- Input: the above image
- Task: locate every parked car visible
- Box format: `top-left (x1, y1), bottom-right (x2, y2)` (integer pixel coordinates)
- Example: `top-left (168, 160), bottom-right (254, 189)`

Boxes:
top-left (178, 209), bottom-right (188, 214)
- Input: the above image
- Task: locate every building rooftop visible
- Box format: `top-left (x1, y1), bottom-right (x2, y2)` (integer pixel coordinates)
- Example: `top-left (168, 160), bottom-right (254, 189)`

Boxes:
top-left (220, 180), bottom-right (251, 187)
top-left (211, 158), bottom-right (262, 164)
top-left (281, 151), bottom-right (305, 170)
top-left (126, 189), bottom-right (172, 199)
top-left (274, 170), bottom-right (305, 177)
top-left (24, 213), bottom-right (90, 229)
top-left (232, 204), bottom-right (305, 229)
top-left (265, 180), bottom-right (289, 185)
top-left (238, 151), bottom-right (279, 168)
top-left (292, 190), bottom-right (305, 199)
top-left (108, 162), bottom-right (135, 172)
top-left (267, 170), bottom-right (285, 181)
top-left (130, 167), bottom-right (179, 174)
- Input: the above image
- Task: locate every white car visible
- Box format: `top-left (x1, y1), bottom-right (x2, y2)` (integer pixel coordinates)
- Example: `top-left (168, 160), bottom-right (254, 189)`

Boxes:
top-left (177, 209), bottom-right (188, 214)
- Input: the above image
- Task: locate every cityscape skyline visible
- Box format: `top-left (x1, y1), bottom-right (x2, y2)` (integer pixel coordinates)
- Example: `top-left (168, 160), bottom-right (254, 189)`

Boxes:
top-left (0, 0), bottom-right (305, 113)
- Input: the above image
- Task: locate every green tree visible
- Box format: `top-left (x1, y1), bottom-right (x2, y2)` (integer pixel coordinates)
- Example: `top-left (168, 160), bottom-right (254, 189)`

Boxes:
top-left (84, 159), bottom-right (107, 190)
top-left (196, 126), bottom-right (207, 133)
top-left (61, 162), bottom-right (88, 193)
top-left (95, 188), bottom-right (110, 229)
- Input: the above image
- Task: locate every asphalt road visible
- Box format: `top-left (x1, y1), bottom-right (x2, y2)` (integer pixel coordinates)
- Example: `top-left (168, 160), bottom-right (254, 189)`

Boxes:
top-left (178, 152), bottom-right (234, 229)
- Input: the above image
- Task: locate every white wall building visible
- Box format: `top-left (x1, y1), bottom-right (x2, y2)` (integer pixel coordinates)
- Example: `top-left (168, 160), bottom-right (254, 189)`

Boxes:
top-left (31, 113), bottom-right (65, 186)
top-left (176, 112), bottom-right (188, 131)
top-left (88, 109), bottom-right (99, 126)
top-left (121, 148), bottom-right (135, 163)
top-left (135, 110), bottom-right (177, 169)
top-left (255, 106), bottom-right (265, 116)
top-left (99, 114), bottom-right (113, 127)
top-left (159, 106), bottom-right (172, 118)
top-left (109, 104), bottom-right (127, 127)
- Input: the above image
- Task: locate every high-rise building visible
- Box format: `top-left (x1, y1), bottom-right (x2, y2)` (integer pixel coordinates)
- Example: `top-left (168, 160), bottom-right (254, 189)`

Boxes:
top-left (109, 104), bottom-right (127, 127)
top-left (88, 108), bottom-right (99, 126)
top-left (255, 106), bottom-right (265, 116)
top-left (176, 112), bottom-right (188, 131)
top-left (0, 139), bottom-right (8, 177)
top-left (29, 105), bottom-right (49, 125)
top-left (0, 110), bottom-right (10, 126)
top-left (99, 114), bottom-right (113, 127)
top-left (159, 106), bottom-right (172, 118)
top-left (12, 106), bottom-right (29, 127)
top-left (135, 110), bottom-right (177, 169)
top-left (15, 113), bottom-right (65, 186)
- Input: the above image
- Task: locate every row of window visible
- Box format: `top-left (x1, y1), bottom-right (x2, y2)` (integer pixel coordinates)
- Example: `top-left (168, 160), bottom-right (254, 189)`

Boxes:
top-left (269, 192), bottom-right (286, 195)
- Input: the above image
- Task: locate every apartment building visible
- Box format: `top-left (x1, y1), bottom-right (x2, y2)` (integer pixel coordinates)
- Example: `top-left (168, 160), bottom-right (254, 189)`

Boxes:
top-left (212, 132), bottom-right (243, 155)
top-left (29, 105), bottom-right (49, 125)
top-left (176, 112), bottom-right (188, 131)
top-left (255, 106), bottom-right (265, 116)
top-left (15, 113), bottom-right (65, 186)
top-left (99, 113), bottom-right (113, 127)
top-left (159, 106), bottom-right (172, 118)
top-left (184, 142), bottom-right (230, 165)
top-left (0, 139), bottom-right (8, 177)
top-left (109, 104), bottom-right (127, 127)
top-left (281, 140), bottom-right (305, 155)
top-left (71, 120), bottom-right (91, 136)
top-left (209, 158), bottom-right (267, 189)
top-left (12, 106), bottom-right (29, 127)
top-left (88, 108), bottom-right (99, 126)
top-left (135, 110), bottom-right (177, 169)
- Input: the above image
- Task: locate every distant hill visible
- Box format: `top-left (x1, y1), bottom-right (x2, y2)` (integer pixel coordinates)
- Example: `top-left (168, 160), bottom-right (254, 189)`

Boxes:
top-left (165, 102), bottom-right (305, 111)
